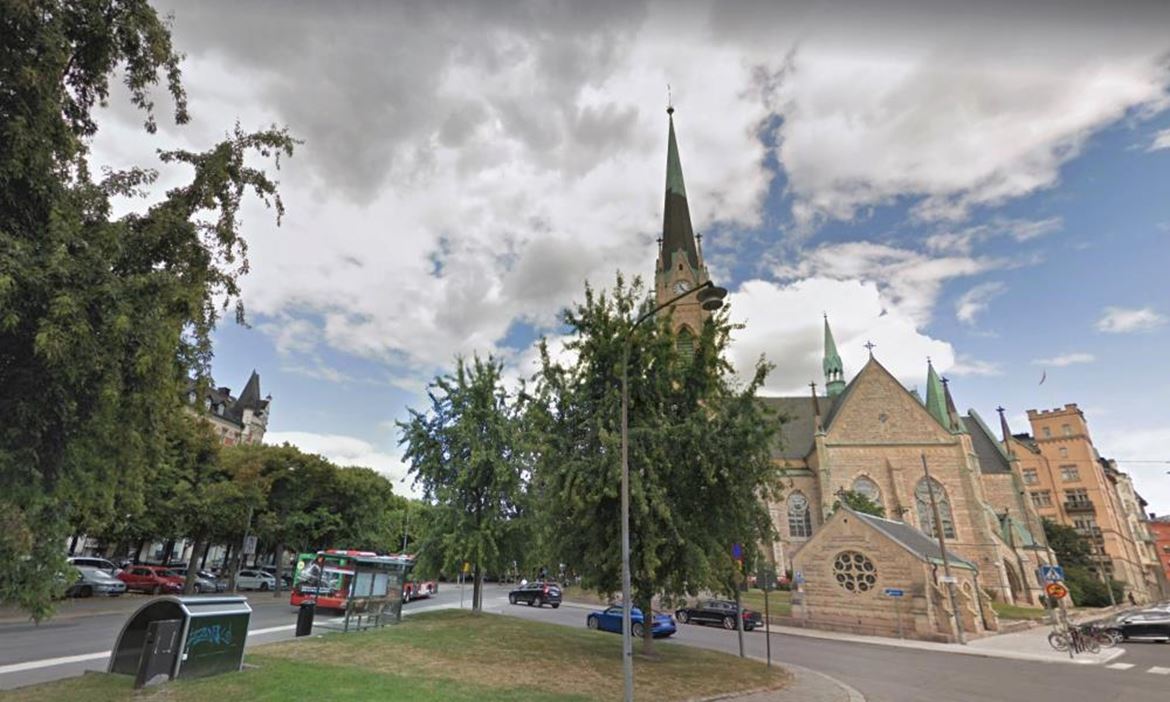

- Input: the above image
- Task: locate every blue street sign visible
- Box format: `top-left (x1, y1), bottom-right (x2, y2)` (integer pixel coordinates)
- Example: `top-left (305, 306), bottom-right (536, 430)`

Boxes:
top-left (794, 571), bottom-right (805, 585)
top-left (883, 588), bottom-right (905, 598)
top-left (1038, 565), bottom-right (1065, 583)
top-left (731, 543), bottom-right (743, 560)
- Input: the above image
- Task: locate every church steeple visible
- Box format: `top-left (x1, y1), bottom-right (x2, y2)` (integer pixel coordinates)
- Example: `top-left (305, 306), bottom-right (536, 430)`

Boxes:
top-left (660, 105), bottom-right (701, 273)
top-left (823, 315), bottom-right (845, 397)
top-left (924, 359), bottom-right (950, 430)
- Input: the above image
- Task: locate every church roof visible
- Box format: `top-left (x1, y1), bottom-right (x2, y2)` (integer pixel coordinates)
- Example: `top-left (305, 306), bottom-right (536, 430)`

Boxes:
top-left (847, 508), bottom-right (978, 571)
top-left (924, 361), bottom-right (950, 430)
top-left (661, 109), bottom-right (701, 272)
top-left (962, 411), bottom-right (1012, 475)
top-left (759, 395), bottom-right (836, 459)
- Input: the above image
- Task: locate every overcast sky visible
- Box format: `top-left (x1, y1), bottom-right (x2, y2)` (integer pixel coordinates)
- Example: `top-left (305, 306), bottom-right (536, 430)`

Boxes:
top-left (92, 0), bottom-right (1170, 507)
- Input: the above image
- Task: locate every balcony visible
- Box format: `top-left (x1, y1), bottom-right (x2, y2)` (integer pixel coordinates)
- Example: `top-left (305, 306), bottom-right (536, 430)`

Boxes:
top-left (1064, 501), bottom-right (1096, 514)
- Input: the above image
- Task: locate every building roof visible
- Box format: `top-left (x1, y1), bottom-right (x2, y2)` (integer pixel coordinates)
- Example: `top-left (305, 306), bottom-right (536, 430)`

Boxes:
top-left (187, 372), bottom-right (268, 429)
top-left (759, 395), bottom-right (835, 459)
top-left (962, 411), bottom-right (1013, 475)
top-left (924, 361), bottom-right (950, 431)
top-left (847, 507), bottom-right (978, 571)
top-left (660, 109), bottom-right (701, 272)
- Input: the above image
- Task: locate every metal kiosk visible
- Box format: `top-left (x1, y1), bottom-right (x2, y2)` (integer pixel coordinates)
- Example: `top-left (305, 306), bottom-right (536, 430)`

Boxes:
top-left (109, 596), bottom-right (252, 688)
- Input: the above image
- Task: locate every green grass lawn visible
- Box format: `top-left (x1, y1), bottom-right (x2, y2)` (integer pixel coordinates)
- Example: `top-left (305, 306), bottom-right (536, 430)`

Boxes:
top-left (1, 610), bottom-right (789, 702)
top-left (738, 589), bottom-right (793, 617)
top-left (991, 601), bottom-right (1049, 621)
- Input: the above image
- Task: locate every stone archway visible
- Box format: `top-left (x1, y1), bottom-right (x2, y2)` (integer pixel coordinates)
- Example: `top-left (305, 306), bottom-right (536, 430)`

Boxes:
top-left (1003, 559), bottom-right (1023, 603)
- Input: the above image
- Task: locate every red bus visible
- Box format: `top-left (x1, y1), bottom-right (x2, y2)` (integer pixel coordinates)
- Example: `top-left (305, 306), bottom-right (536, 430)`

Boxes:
top-left (290, 549), bottom-right (378, 610)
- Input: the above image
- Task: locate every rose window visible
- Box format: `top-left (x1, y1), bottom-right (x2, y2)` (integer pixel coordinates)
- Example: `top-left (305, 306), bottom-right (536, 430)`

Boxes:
top-left (833, 551), bottom-right (877, 593)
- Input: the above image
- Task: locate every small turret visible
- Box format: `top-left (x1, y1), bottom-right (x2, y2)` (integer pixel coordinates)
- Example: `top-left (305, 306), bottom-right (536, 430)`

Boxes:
top-left (823, 315), bottom-right (845, 397)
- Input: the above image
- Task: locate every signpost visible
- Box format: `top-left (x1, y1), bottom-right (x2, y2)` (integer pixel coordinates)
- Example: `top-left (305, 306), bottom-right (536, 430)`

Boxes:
top-left (1045, 582), bottom-right (1069, 600)
top-left (884, 588), bottom-right (906, 638)
top-left (1039, 565), bottom-right (1065, 584)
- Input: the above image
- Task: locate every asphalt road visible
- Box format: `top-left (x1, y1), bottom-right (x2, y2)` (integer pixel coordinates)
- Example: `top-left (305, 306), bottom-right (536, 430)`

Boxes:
top-left (485, 596), bottom-right (1170, 702)
top-left (4, 584), bottom-right (1168, 701)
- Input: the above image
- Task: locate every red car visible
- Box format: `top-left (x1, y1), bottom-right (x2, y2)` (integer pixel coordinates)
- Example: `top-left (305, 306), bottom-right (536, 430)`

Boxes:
top-left (117, 565), bottom-right (184, 595)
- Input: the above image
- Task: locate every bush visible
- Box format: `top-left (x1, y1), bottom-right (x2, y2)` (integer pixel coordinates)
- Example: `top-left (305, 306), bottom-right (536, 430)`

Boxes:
top-left (1065, 566), bottom-right (1125, 607)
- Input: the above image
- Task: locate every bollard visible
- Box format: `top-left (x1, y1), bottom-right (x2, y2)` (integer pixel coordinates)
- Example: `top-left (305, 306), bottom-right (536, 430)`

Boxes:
top-left (296, 601), bottom-right (316, 637)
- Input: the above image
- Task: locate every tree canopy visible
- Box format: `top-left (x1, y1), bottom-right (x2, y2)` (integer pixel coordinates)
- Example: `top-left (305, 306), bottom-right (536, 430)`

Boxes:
top-left (528, 275), bottom-right (780, 653)
top-left (0, 0), bottom-right (295, 618)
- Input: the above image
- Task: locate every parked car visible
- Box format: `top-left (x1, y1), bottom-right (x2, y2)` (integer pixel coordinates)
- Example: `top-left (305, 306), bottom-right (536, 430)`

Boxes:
top-left (508, 581), bottom-right (562, 608)
top-left (236, 569), bottom-right (277, 591)
top-left (67, 556), bottom-right (122, 575)
top-left (65, 567), bottom-right (127, 597)
top-left (675, 599), bottom-right (763, 631)
top-left (167, 567), bottom-right (225, 593)
top-left (586, 605), bottom-right (676, 638)
top-left (260, 566), bottom-right (294, 588)
top-left (1107, 610), bottom-right (1170, 642)
top-left (117, 565), bottom-right (184, 595)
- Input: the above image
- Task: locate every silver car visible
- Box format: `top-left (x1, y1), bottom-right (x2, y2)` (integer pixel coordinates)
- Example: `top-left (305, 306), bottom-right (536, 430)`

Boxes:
top-left (66, 567), bottom-right (127, 597)
top-left (168, 567), bottom-right (223, 593)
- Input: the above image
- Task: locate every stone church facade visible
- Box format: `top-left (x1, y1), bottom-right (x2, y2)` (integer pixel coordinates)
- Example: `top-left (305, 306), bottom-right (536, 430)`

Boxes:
top-left (653, 107), bottom-right (1054, 609)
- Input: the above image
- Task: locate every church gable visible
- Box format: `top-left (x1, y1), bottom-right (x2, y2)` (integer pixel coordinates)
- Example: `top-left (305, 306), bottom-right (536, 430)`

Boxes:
top-left (824, 359), bottom-right (956, 444)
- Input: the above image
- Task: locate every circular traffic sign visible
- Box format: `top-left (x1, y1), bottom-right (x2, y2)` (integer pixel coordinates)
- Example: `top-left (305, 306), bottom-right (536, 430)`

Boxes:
top-left (1045, 582), bottom-right (1068, 600)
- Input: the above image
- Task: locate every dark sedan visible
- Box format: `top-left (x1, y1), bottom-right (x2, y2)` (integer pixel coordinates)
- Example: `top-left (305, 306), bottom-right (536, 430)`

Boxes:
top-left (508, 581), bottom-right (562, 608)
top-left (1108, 610), bottom-right (1170, 642)
top-left (675, 599), bottom-right (763, 631)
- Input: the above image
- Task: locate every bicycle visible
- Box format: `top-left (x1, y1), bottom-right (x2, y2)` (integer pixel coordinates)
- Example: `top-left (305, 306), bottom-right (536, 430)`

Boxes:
top-left (1078, 623), bottom-right (1121, 649)
top-left (1047, 626), bottom-right (1101, 654)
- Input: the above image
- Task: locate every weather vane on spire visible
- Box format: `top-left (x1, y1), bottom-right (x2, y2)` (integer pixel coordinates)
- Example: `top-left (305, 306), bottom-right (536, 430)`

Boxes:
top-left (667, 84), bottom-right (673, 115)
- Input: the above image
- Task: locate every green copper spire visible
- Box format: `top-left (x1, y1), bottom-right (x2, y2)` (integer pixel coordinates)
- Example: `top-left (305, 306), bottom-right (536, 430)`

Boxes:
top-left (924, 359), bottom-right (950, 430)
top-left (823, 314), bottom-right (845, 397)
top-left (661, 106), bottom-right (700, 271)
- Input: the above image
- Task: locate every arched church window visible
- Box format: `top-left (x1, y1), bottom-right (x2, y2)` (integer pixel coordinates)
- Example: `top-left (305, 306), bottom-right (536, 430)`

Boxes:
top-left (915, 478), bottom-right (957, 539)
top-left (787, 493), bottom-right (812, 538)
top-left (852, 476), bottom-right (880, 502)
top-left (677, 328), bottom-right (695, 358)
top-left (833, 551), bottom-right (877, 593)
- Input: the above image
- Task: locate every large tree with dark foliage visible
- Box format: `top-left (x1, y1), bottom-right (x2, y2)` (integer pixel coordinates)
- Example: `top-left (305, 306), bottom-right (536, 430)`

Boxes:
top-left (528, 275), bottom-right (780, 654)
top-left (0, 0), bottom-right (295, 618)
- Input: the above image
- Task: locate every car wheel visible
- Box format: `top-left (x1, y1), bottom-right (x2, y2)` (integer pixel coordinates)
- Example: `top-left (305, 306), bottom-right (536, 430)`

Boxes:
top-left (79, 585), bottom-right (93, 598)
top-left (152, 585), bottom-right (161, 595)
top-left (509, 594), bottom-right (518, 605)
top-left (193, 583), bottom-right (202, 594)
top-left (723, 616), bottom-right (735, 630)
top-left (745, 625), bottom-right (754, 632)
top-left (260, 582), bottom-right (269, 592)
top-left (677, 611), bottom-right (689, 624)
top-left (587, 616), bottom-right (599, 630)
top-left (552, 603), bottom-right (560, 609)
top-left (632, 623), bottom-right (645, 638)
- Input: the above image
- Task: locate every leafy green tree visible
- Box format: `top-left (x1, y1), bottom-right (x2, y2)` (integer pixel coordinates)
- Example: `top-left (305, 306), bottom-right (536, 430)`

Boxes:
top-left (529, 275), bottom-right (780, 654)
top-left (1041, 519), bottom-right (1125, 607)
top-left (399, 355), bottom-right (524, 613)
top-left (832, 489), bottom-right (886, 518)
top-left (0, 0), bottom-right (296, 618)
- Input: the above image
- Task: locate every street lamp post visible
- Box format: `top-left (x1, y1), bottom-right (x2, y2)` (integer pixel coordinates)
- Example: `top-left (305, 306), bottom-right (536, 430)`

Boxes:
top-left (620, 279), bottom-right (726, 702)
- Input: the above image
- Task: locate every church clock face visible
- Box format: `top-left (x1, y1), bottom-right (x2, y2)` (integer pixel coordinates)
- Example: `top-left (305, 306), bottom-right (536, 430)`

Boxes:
top-left (673, 280), bottom-right (692, 294)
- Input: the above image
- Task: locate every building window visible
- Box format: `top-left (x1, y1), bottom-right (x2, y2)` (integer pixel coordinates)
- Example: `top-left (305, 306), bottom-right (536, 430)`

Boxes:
top-left (204, 397), bottom-right (212, 411)
top-left (787, 493), bottom-right (812, 539)
top-left (676, 328), bottom-right (695, 358)
top-left (915, 478), bottom-right (957, 540)
top-left (1042, 427), bottom-right (1052, 438)
top-left (1058, 447), bottom-right (1068, 458)
top-left (1031, 490), bottom-right (1053, 508)
top-left (833, 551), bottom-right (877, 593)
top-left (1022, 469), bottom-right (1038, 485)
top-left (852, 476), bottom-right (881, 502)
top-left (1060, 465), bottom-right (1080, 482)
top-left (1061, 424), bottom-right (1072, 436)
top-left (1065, 488), bottom-right (1090, 506)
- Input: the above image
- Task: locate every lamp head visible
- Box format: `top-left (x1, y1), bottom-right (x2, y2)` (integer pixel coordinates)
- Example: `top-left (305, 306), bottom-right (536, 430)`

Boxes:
top-left (697, 285), bottom-right (728, 311)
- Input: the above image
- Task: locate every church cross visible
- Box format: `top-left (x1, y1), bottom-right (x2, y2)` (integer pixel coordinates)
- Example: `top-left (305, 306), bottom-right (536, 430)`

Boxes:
top-left (864, 340), bottom-right (876, 356)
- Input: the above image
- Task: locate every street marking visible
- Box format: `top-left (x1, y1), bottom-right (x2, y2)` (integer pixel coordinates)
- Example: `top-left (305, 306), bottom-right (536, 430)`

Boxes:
top-left (0, 652), bottom-right (109, 676)
top-left (1106, 663), bottom-right (1134, 670)
top-left (1148, 666), bottom-right (1170, 675)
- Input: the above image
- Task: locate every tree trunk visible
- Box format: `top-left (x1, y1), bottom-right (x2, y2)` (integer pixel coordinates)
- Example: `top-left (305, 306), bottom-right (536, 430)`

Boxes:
top-left (222, 543), bottom-right (233, 574)
top-left (135, 538), bottom-right (147, 564)
top-left (183, 536), bottom-right (207, 595)
top-left (273, 542), bottom-right (285, 596)
top-left (199, 541), bottom-right (212, 570)
top-left (640, 594), bottom-right (656, 657)
top-left (472, 563), bottom-right (483, 613)
top-left (161, 538), bottom-right (176, 565)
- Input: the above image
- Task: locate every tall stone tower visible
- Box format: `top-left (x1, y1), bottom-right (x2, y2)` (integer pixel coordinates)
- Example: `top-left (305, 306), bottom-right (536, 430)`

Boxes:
top-left (822, 315), bottom-right (845, 397)
top-left (654, 106), bottom-right (712, 352)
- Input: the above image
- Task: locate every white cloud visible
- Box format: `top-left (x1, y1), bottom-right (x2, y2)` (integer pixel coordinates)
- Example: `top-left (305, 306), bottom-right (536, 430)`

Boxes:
top-left (947, 356), bottom-right (1002, 377)
top-left (727, 277), bottom-right (955, 396)
top-left (1096, 306), bottom-right (1168, 333)
top-left (1032, 352), bottom-right (1096, 367)
top-left (1150, 128), bottom-right (1170, 151)
top-left (265, 431), bottom-right (419, 499)
top-left (955, 281), bottom-right (1006, 325)
top-left (1094, 425), bottom-right (1170, 515)
top-left (775, 241), bottom-right (999, 327)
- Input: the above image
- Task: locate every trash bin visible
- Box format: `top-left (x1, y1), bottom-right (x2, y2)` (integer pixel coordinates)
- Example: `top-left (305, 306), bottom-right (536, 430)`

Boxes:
top-left (109, 596), bottom-right (252, 685)
top-left (296, 601), bottom-right (315, 637)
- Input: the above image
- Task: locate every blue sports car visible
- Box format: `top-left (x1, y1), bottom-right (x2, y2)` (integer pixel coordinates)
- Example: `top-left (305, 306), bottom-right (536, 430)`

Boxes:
top-left (586, 605), bottom-right (676, 638)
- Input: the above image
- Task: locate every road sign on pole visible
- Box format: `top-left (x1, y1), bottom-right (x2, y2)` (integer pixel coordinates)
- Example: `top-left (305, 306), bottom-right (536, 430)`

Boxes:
top-left (1045, 582), bottom-right (1069, 600)
top-left (1038, 565), bottom-right (1065, 583)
